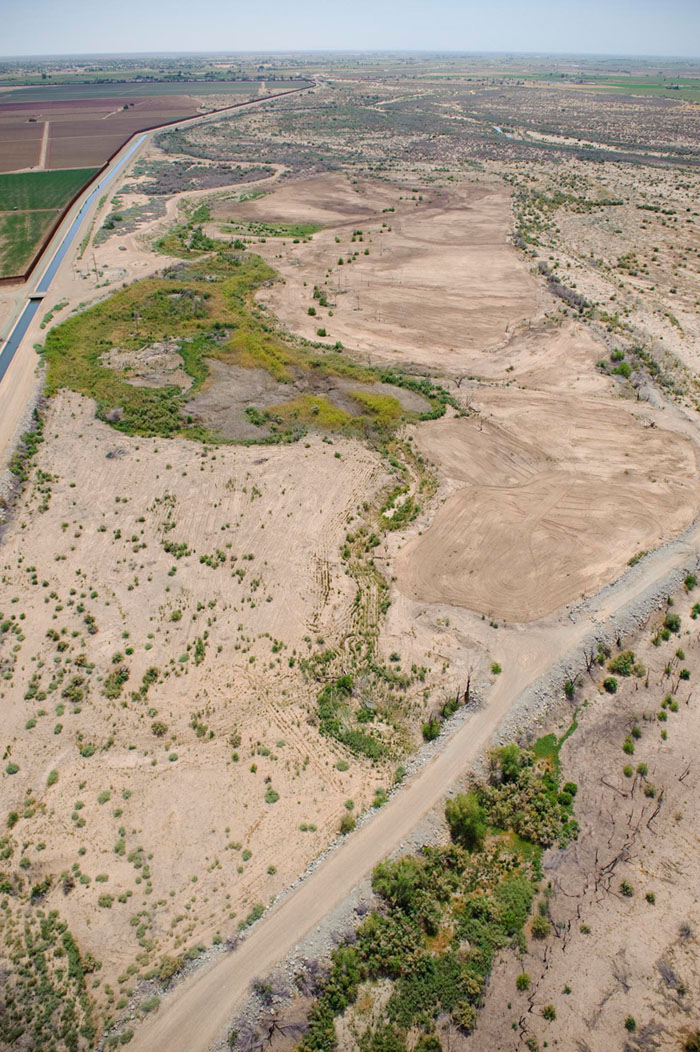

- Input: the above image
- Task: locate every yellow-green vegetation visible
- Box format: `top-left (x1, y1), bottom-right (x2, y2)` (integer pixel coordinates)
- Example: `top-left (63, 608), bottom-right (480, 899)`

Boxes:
top-left (264, 393), bottom-right (353, 430)
top-left (44, 249), bottom-right (455, 443)
top-left (351, 391), bottom-right (404, 428)
top-left (288, 737), bottom-right (578, 1052)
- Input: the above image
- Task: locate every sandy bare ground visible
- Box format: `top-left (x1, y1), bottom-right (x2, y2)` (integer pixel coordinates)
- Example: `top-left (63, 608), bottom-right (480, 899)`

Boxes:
top-left (0, 393), bottom-right (420, 993)
top-left (397, 384), bottom-right (700, 622)
top-left (212, 172), bottom-right (543, 371)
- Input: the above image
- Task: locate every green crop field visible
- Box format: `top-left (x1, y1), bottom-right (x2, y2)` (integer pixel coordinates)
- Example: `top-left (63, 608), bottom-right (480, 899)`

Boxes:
top-left (0, 168), bottom-right (99, 212)
top-left (0, 210), bottom-right (56, 275)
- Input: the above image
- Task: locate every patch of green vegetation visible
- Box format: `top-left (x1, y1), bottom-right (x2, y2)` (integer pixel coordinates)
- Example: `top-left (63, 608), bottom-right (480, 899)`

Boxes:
top-left (156, 204), bottom-right (219, 258)
top-left (531, 712), bottom-right (578, 780)
top-left (45, 252), bottom-right (275, 438)
top-left (292, 737), bottom-right (577, 1052)
top-left (315, 675), bottom-right (386, 760)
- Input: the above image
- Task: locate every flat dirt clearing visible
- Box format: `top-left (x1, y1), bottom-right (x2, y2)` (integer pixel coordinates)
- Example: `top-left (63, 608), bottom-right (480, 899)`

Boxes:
top-left (211, 172), bottom-right (542, 371)
top-left (205, 170), bottom-right (700, 624)
top-left (397, 382), bottom-right (700, 621)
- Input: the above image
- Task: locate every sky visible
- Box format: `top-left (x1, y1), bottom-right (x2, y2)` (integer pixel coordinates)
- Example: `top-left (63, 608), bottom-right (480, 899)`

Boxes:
top-left (1, 0), bottom-right (699, 60)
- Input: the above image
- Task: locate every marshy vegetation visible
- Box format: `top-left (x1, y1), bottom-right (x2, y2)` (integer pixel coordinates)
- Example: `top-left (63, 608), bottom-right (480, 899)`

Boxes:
top-left (44, 248), bottom-right (455, 445)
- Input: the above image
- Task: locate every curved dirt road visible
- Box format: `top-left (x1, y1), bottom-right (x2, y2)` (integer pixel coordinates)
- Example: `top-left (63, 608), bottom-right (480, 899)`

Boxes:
top-left (128, 524), bottom-right (700, 1052)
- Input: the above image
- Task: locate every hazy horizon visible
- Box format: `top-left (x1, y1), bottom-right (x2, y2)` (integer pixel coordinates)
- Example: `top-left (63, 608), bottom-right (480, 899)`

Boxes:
top-left (2, 0), bottom-right (699, 62)
top-left (2, 48), bottom-right (700, 62)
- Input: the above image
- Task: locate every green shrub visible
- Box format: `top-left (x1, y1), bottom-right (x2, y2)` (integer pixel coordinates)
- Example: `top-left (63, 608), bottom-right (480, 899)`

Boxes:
top-left (608, 651), bottom-right (638, 676)
top-left (445, 793), bottom-right (486, 851)
top-left (516, 972), bottom-right (531, 991)
top-left (451, 1001), bottom-right (477, 1033)
top-left (340, 812), bottom-right (356, 835)
top-left (422, 718), bottom-right (440, 742)
top-left (603, 677), bottom-right (618, 694)
top-left (531, 914), bottom-right (550, 939)
top-left (47, 769), bottom-right (59, 786)
top-left (372, 857), bottom-right (425, 914)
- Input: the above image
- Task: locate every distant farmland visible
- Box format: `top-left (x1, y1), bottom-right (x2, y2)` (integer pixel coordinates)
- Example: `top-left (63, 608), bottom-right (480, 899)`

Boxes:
top-left (0, 77), bottom-right (310, 278)
top-left (0, 78), bottom-right (309, 171)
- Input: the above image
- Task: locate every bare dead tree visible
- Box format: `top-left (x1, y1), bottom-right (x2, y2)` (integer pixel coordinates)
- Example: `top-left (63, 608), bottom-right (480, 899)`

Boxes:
top-left (611, 954), bottom-right (631, 992)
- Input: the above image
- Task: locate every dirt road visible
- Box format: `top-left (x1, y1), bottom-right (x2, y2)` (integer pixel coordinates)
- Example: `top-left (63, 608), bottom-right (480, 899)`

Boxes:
top-left (127, 522), bottom-right (700, 1052)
